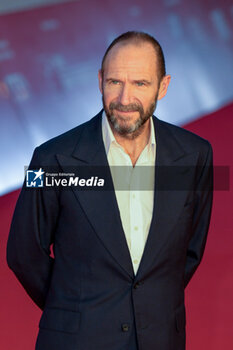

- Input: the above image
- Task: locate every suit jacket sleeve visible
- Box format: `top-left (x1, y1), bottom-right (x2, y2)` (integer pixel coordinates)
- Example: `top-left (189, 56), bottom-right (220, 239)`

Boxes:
top-left (7, 147), bottom-right (59, 310)
top-left (184, 142), bottom-right (213, 288)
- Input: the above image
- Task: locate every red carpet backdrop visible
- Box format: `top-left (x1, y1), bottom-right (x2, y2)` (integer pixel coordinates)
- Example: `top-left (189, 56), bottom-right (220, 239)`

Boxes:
top-left (0, 0), bottom-right (233, 349)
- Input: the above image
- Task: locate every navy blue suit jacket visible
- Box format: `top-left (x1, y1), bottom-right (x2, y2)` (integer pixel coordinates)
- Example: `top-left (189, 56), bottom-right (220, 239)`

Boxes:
top-left (7, 111), bottom-right (213, 350)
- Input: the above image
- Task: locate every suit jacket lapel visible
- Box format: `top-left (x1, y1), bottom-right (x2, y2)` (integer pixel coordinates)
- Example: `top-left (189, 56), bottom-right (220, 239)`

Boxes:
top-left (136, 117), bottom-right (198, 279)
top-left (56, 111), bottom-right (135, 280)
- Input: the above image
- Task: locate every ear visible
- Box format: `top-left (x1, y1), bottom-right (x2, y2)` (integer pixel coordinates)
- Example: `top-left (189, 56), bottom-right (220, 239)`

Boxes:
top-left (98, 69), bottom-right (103, 94)
top-left (157, 75), bottom-right (171, 100)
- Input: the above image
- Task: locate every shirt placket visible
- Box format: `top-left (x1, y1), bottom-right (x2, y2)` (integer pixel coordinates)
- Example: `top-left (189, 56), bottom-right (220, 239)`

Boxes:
top-left (129, 167), bottom-right (144, 274)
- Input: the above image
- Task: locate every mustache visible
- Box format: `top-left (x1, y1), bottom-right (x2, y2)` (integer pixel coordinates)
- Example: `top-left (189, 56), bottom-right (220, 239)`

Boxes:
top-left (109, 102), bottom-right (143, 113)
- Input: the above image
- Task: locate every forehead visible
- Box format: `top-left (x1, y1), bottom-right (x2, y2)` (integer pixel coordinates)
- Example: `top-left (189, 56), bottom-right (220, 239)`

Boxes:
top-left (103, 42), bottom-right (158, 79)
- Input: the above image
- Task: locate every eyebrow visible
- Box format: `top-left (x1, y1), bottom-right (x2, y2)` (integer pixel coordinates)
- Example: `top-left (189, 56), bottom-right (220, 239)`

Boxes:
top-left (105, 78), bottom-right (120, 82)
top-left (105, 78), bottom-right (151, 85)
top-left (134, 79), bottom-right (151, 85)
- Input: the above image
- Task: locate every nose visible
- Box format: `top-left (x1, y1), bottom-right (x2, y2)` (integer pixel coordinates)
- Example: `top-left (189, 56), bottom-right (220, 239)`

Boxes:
top-left (118, 83), bottom-right (132, 105)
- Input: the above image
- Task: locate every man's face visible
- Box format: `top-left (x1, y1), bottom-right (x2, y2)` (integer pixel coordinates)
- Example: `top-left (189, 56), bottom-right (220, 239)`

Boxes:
top-left (98, 42), bottom-right (170, 136)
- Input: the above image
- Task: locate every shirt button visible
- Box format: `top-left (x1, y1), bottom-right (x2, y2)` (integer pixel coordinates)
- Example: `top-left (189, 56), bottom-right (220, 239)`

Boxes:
top-left (133, 259), bottom-right (138, 264)
top-left (121, 323), bottom-right (129, 332)
top-left (134, 226), bottom-right (138, 231)
top-left (132, 193), bottom-right (136, 199)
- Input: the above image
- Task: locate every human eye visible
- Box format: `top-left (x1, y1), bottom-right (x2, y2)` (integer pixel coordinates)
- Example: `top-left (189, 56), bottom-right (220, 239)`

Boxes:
top-left (105, 79), bottom-right (120, 86)
top-left (135, 81), bottom-right (146, 87)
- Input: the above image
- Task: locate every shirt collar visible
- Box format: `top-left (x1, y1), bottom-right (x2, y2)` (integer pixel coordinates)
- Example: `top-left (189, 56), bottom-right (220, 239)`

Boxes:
top-left (102, 110), bottom-right (156, 155)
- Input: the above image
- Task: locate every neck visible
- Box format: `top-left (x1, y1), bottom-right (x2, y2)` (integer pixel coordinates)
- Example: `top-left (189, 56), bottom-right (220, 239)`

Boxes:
top-left (111, 119), bottom-right (151, 166)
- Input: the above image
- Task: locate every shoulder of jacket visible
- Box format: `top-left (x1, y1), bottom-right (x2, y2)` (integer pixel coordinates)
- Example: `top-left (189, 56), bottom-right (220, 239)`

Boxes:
top-left (155, 116), bottom-right (212, 154)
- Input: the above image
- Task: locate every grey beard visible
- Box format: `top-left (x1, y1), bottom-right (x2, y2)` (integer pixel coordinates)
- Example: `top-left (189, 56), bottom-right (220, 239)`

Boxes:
top-left (103, 98), bottom-right (157, 136)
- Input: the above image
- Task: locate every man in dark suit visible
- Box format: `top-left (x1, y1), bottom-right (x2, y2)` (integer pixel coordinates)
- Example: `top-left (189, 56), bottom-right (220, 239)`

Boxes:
top-left (7, 32), bottom-right (213, 350)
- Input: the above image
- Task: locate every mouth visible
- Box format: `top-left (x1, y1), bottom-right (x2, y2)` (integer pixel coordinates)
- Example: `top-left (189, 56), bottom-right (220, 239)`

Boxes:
top-left (115, 109), bottom-right (138, 114)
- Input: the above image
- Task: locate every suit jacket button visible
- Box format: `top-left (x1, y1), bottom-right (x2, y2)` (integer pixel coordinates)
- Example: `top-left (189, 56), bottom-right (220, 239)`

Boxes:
top-left (134, 281), bottom-right (143, 289)
top-left (121, 323), bottom-right (129, 332)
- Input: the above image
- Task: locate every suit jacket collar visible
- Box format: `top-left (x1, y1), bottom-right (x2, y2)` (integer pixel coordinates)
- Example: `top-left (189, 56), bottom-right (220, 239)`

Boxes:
top-left (71, 110), bottom-right (186, 165)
